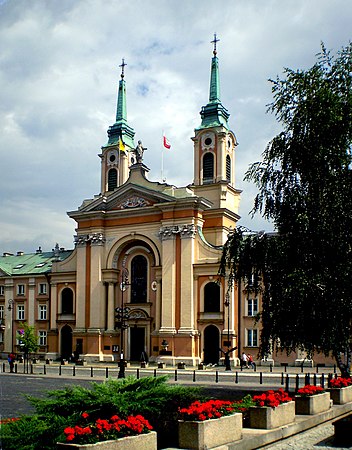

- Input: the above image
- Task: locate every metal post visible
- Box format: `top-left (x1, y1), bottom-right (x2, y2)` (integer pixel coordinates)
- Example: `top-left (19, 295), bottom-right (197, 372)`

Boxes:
top-left (235, 371), bottom-right (238, 384)
top-left (285, 374), bottom-right (289, 392)
top-left (295, 374), bottom-right (299, 393)
top-left (259, 372), bottom-right (263, 384)
top-left (193, 370), bottom-right (196, 382)
top-left (116, 268), bottom-right (131, 379)
top-left (73, 366), bottom-right (76, 376)
top-left (91, 367), bottom-right (93, 377)
top-left (175, 369), bottom-right (177, 381)
top-left (215, 370), bottom-right (219, 383)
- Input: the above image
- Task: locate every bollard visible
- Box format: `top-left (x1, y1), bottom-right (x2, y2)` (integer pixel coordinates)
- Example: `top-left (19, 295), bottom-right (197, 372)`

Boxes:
top-left (316, 365), bottom-right (319, 374)
top-left (327, 373), bottom-right (332, 387)
top-left (2, 362), bottom-right (5, 372)
top-left (30, 364), bottom-right (33, 374)
top-left (44, 365), bottom-right (46, 375)
top-left (304, 373), bottom-right (309, 385)
top-left (313, 373), bottom-right (317, 386)
top-left (73, 366), bottom-right (76, 376)
top-left (285, 374), bottom-right (289, 392)
top-left (15, 364), bottom-right (17, 374)
top-left (321, 373), bottom-right (325, 389)
top-left (91, 367), bottom-right (94, 377)
top-left (105, 367), bottom-right (108, 379)
top-left (259, 372), bottom-right (263, 384)
top-left (192, 370), bottom-right (196, 382)
top-left (301, 365), bottom-right (304, 373)
top-left (175, 369), bottom-right (178, 381)
top-left (235, 371), bottom-right (238, 384)
top-left (59, 365), bottom-right (62, 376)
top-left (334, 364), bottom-right (336, 374)
top-left (295, 374), bottom-right (299, 393)
top-left (136, 368), bottom-right (140, 379)
top-left (215, 370), bottom-right (219, 383)
top-left (281, 372), bottom-right (284, 385)
top-left (154, 369), bottom-right (157, 378)
top-left (270, 364), bottom-right (273, 373)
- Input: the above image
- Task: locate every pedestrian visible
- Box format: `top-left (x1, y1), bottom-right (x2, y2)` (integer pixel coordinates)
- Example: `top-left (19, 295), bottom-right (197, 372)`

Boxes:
top-left (8, 353), bottom-right (15, 373)
top-left (247, 353), bottom-right (256, 370)
top-left (241, 352), bottom-right (248, 369)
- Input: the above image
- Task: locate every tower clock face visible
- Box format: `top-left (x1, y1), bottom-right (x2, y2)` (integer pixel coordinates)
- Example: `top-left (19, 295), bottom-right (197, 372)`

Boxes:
top-left (107, 150), bottom-right (118, 166)
top-left (202, 133), bottom-right (213, 149)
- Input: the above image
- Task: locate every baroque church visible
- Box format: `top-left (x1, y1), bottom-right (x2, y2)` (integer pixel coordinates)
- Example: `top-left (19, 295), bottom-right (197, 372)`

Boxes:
top-left (0, 40), bottom-right (243, 365)
top-left (2, 40), bottom-right (328, 367)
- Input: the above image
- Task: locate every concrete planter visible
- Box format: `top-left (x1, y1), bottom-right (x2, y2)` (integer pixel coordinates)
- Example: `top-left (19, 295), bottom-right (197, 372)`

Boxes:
top-left (295, 392), bottom-right (331, 415)
top-left (178, 413), bottom-right (242, 449)
top-left (249, 401), bottom-right (295, 429)
top-left (327, 386), bottom-right (352, 405)
top-left (57, 431), bottom-right (157, 450)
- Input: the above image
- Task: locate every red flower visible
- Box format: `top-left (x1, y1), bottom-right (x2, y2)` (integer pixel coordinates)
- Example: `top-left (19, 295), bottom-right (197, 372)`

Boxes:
top-left (82, 412), bottom-right (89, 419)
top-left (297, 385), bottom-right (324, 396)
top-left (329, 377), bottom-right (352, 388)
top-left (178, 399), bottom-right (236, 421)
top-left (253, 389), bottom-right (292, 408)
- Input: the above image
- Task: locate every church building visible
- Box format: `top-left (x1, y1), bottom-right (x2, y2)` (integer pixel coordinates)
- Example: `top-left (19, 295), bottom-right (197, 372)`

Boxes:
top-left (0, 39), bottom-right (250, 366)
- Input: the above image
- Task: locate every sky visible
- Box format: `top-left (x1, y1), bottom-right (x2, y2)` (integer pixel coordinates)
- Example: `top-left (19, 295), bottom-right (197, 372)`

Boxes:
top-left (0, 0), bottom-right (351, 255)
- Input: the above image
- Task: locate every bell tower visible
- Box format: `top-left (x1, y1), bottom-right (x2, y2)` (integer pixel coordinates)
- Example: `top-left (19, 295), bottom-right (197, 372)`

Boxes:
top-left (100, 59), bottom-right (135, 194)
top-left (192, 35), bottom-right (241, 246)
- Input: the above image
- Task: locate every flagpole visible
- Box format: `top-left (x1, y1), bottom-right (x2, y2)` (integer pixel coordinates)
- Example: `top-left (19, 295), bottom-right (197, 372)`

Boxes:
top-left (161, 130), bottom-right (164, 182)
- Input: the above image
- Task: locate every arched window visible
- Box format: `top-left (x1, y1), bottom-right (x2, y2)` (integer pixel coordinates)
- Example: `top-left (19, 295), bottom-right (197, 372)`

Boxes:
top-left (204, 282), bottom-right (220, 312)
top-left (202, 153), bottom-right (214, 184)
top-left (131, 255), bottom-right (148, 303)
top-left (226, 155), bottom-right (231, 182)
top-left (61, 288), bottom-right (73, 314)
top-left (108, 168), bottom-right (117, 191)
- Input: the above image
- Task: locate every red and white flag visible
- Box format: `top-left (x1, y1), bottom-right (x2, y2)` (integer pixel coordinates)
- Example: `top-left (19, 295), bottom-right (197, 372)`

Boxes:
top-left (163, 135), bottom-right (171, 149)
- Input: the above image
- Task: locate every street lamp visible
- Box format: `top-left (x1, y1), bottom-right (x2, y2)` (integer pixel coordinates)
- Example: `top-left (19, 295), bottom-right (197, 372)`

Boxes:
top-left (221, 292), bottom-right (236, 371)
top-left (7, 299), bottom-right (14, 353)
top-left (115, 268), bottom-right (132, 378)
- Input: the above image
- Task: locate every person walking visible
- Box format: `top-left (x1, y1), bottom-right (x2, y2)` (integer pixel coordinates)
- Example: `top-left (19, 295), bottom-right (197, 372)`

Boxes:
top-left (241, 352), bottom-right (248, 369)
top-left (8, 353), bottom-right (15, 373)
top-left (247, 353), bottom-right (256, 370)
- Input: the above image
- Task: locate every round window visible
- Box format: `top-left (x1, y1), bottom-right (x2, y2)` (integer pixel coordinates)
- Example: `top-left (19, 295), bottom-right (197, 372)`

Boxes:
top-left (204, 137), bottom-right (212, 146)
top-left (109, 154), bottom-right (116, 162)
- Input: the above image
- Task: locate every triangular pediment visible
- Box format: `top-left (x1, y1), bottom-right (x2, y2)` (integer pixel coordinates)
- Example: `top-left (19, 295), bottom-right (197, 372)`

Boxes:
top-left (85, 184), bottom-right (175, 213)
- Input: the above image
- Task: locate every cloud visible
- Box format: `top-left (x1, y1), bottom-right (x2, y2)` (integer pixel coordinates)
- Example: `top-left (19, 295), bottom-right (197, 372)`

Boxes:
top-left (0, 0), bottom-right (351, 254)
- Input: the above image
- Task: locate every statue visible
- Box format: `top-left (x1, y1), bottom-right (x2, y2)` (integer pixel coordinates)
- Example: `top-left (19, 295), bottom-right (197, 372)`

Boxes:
top-left (134, 140), bottom-right (146, 163)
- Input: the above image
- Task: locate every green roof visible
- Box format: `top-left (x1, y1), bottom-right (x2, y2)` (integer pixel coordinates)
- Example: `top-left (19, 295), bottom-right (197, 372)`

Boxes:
top-left (0, 250), bottom-right (73, 276)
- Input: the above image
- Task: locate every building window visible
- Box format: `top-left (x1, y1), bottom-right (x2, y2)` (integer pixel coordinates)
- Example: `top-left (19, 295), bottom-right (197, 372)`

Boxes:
top-left (61, 288), bottom-right (74, 314)
top-left (17, 305), bottom-right (25, 320)
top-left (247, 329), bottom-right (258, 347)
top-left (17, 284), bottom-right (25, 296)
top-left (108, 168), bottom-right (118, 191)
top-left (204, 282), bottom-right (220, 312)
top-left (39, 305), bottom-right (47, 320)
top-left (131, 255), bottom-right (148, 303)
top-left (38, 331), bottom-right (47, 346)
top-left (39, 283), bottom-right (47, 295)
top-left (202, 152), bottom-right (214, 184)
top-left (247, 298), bottom-right (258, 317)
top-left (226, 155), bottom-right (231, 182)
top-left (0, 305), bottom-right (4, 319)
top-left (0, 285), bottom-right (4, 296)
top-left (0, 331), bottom-right (3, 343)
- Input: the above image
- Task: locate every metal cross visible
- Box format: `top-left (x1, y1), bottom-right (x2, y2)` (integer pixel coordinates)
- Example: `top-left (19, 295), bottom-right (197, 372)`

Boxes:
top-left (119, 58), bottom-right (127, 78)
top-left (211, 33), bottom-right (220, 56)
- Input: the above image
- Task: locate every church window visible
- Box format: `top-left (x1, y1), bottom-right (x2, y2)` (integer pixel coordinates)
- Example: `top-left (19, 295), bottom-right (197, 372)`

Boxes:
top-left (204, 282), bottom-right (220, 312)
top-left (131, 255), bottom-right (148, 303)
top-left (226, 155), bottom-right (231, 182)
top-left (108, 168), bottom-right (117, 191)
top-left (204, 137), bottom-right (212, 146)
top-left (61, 288), bottom-right (73, 314)
top-left (202, 153), bottom-right (214, 184)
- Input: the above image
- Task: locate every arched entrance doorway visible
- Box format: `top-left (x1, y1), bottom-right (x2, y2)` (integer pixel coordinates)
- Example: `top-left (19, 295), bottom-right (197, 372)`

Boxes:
top-left (203, 325), bottom-right (220, 364)
top-left (61, 324), bottom-right (73, 360)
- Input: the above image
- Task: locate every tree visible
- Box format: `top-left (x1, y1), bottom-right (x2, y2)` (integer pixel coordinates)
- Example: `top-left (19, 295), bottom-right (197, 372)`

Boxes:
top-left (17, 322), bottom-right (39, 372)
top-left (219, 43), bottom-right (352, 376)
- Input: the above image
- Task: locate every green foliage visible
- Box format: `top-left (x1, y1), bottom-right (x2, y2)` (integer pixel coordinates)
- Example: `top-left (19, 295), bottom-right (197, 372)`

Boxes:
top-left (0, 415), bottom-right (70, 450)
top-left (2, 376), bottom-right (201, 449)
top-left (17, 322), bottom-right (39, 355)
top-left (220, 42), bottom-right (352, 375)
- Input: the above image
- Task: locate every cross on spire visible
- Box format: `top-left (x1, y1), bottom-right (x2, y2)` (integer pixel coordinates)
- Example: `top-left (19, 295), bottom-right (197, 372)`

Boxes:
top-left (119, 58), bottom-right (127, 79)
top-left (211, 33), bottom-right (220, 56)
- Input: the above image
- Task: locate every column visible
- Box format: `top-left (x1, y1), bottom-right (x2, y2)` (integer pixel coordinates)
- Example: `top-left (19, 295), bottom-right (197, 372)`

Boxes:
top-left (107, 282), bottom-right (115, 331)
top-left (179, 225), bottom-right (196, 333)
top-left (159, 226), bottom-right (176, 333)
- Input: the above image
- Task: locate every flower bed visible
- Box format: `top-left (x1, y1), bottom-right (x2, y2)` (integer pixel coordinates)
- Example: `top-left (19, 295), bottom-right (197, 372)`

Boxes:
top-left (328, 377), bottom-right (352, 404)
top-left (57, 412), bottom-right (154, 449)
top-left (248, 389), bottom-right (294, 429)
top-left (178, 399), bottom-right (242, 449)
top-left (295, 385), bottom-right (331, 415)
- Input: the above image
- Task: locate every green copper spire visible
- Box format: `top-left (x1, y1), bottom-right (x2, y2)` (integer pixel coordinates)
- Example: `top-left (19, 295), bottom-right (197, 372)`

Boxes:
top-left (197, 34), bottom-right (230, 130)
top-left (105, 58), bottom-right (135, 149)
